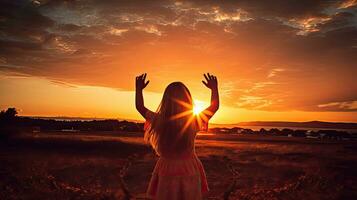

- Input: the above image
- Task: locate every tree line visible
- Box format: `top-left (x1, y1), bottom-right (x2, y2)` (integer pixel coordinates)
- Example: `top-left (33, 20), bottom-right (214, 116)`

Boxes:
top-left (0, 108), bottom-right (144, 134)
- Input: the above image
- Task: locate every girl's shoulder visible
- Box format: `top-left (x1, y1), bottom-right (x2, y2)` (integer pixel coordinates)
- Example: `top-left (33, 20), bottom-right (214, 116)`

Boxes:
top-left (193, 115), bottom-right (209, 132)
top-left (145, 110), bottom-right (156, 121)
top-left (144, 110), bottom-right (157, 129)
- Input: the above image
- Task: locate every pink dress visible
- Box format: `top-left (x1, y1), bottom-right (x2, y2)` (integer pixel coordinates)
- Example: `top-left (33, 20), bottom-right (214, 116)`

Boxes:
top-left (144, 111), bottom-right (209, 200)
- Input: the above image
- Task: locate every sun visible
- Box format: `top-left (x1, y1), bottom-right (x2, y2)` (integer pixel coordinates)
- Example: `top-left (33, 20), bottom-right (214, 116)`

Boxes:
top-left (193, 100), bottom-right (206, 115)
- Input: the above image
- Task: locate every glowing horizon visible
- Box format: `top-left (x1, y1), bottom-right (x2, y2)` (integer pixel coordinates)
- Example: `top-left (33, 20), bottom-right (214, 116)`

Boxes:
top-left (1, 76), bottom-right (357, 124)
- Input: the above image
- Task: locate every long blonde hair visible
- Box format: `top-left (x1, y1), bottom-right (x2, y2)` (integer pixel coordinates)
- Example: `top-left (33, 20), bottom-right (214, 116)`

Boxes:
top-left (144, 82), bottom-right (199, 156)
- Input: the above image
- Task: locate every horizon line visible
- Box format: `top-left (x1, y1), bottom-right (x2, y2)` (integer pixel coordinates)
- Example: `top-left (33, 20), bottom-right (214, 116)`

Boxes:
top-left (20, 115), bottom-right (357, 124)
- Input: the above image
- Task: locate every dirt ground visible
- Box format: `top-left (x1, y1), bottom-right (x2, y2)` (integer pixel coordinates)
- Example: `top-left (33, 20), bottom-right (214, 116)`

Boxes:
top-left (1, 132), bottom-right (356, 200)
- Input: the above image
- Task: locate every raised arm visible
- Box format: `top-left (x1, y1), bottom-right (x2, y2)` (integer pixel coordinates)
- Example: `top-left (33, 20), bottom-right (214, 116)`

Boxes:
top-left (135, 73), bottom-right (152, 119)
top-left (201, 73), bottom-right (219, 121)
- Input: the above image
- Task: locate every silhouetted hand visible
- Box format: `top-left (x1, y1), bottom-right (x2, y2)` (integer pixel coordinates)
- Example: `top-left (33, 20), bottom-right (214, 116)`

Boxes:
top-left (202, 73), bottom-right (218, 90)
top-left (136, 73), bottom-right (149, 90)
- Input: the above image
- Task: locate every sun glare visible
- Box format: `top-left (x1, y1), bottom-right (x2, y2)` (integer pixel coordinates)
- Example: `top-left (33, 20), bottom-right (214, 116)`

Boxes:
top-left (193, 100), bottom-right (206, 115)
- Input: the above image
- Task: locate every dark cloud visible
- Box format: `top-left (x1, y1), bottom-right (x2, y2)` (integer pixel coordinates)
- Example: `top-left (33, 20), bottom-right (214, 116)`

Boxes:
top-left (0, 0), bottom-right (54, 40)
top-left (188, 0), bottom-right (339, 18)
top-left (0, 0), bottom-right (357, 112)
top-left (319, 12), bottom-right (355, 31)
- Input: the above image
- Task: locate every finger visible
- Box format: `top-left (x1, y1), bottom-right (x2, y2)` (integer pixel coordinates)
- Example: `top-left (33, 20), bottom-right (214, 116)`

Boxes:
top-left (144, 80), bottom-right (150, 87)
top-left (143, 73), bottom-right (147, 81)
top-left (204, 74), bottom-right (209, 82)
top-left (207, 73), bottom-right (211, 79)
top-left (202, 80), bottom-right (208, 87)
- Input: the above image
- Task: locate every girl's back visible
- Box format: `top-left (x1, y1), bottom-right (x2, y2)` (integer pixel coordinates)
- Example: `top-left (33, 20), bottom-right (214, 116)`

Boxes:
top-left (145, 109), bottom-right (208, 200)
top-left (135, 73), bottom-right (219, 200)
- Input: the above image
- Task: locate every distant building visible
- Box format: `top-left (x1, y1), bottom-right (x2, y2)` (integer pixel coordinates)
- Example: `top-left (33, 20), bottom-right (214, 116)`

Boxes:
top-left (61, 127), bottom-right (80, 132)
top-left (31, 126), bottom-right (41, 133)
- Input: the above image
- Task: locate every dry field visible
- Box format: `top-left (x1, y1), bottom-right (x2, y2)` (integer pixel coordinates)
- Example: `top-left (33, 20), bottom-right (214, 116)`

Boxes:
top-left (1, 132), bottom-right (356, 200)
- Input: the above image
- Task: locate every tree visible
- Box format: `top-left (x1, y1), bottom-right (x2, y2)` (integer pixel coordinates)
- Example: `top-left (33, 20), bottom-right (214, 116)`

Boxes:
top-left (0, 108), bottom-right (19, 140)
top-left (0, 107), bottom-right (18, 119)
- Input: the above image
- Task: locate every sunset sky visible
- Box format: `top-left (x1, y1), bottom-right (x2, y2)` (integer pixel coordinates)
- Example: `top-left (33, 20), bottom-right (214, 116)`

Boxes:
top-left (1, 0), bottom-right (357, 123)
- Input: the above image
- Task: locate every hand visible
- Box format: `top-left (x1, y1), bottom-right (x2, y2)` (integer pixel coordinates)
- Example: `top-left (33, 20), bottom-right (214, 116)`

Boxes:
top-left (202, 73), bottom-right (218, 90)
top-left (136, 73), bottom-right (149, 90)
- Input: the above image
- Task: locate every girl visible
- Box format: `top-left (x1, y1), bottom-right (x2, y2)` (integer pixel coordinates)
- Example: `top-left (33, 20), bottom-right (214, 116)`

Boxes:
top-left (135, 73), bottom-right (219, 200)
